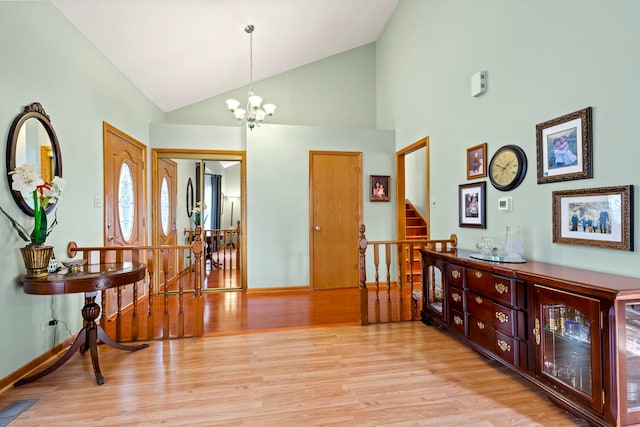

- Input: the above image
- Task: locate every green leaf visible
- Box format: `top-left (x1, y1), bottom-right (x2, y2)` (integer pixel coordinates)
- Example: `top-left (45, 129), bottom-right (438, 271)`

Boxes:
top-left (0, 206), bottom-right (31, 242)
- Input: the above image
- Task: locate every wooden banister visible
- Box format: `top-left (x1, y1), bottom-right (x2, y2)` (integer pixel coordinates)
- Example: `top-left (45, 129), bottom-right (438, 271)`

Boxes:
top-left (358, 224), bottom-right (457, 325)
top-left (65, 226), bottom-right (204, 341)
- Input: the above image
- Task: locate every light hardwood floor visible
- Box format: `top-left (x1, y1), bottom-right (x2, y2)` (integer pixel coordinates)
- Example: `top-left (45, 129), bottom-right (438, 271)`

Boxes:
top-left (2, 320), bottom-right (588, 426)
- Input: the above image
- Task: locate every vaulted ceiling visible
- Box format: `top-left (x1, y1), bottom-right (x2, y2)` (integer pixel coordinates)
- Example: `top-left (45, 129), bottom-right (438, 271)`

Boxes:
top-left (52, 0), bottom-right (399, 113)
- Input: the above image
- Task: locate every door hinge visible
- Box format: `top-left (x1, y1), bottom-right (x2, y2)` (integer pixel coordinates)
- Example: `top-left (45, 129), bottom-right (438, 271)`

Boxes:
top-left (602, 389), bottom-right (606, 406)
top-left (601, 311), bottom-right (604, 330)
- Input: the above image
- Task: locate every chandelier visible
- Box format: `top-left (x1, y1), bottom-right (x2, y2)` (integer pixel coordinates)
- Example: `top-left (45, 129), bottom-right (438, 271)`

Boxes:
top-left (226, 25), bottom-right (276, 130)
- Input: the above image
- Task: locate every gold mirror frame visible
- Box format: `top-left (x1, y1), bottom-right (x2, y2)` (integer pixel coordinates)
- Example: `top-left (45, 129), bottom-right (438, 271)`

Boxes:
top-left (6, 102), bottom-right (63, 216)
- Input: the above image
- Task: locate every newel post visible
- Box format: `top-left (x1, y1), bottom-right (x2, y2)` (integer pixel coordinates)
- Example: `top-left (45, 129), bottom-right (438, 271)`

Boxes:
top-left (359, 224), bottom-right (368, 326)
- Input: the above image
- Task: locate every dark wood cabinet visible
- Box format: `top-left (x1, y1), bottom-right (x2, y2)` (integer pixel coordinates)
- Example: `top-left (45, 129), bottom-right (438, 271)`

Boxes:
top-left (420, 248), bottom-right (640, 427)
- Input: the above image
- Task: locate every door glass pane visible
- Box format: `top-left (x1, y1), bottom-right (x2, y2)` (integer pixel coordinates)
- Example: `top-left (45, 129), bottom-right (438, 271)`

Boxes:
top-left (160, 177), bottom-right (170, 235)
top-left (542, 304), bottom-right (592, 396)
top-left (426, 265), bottom-right (443, 314)
top-left (626, 303), bottom-right (640, 411)
top-left (118, 162), bottom-right (135, 242)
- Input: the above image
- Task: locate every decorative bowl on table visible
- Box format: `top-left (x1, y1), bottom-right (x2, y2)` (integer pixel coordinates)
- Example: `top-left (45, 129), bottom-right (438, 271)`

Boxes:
top-left (62, 259), bottom-right (87, 273)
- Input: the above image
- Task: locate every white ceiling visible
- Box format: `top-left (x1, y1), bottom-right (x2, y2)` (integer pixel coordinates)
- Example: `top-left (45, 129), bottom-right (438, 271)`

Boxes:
top-left (52, 0), bottom-right (399, 113)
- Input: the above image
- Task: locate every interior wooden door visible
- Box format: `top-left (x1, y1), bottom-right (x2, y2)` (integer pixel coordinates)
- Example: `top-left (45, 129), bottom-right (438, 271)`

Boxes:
top-left (103, 122), bottom-right (147, 316)
top-left (157, 158), bottom-right (177, 278)
top-left (309, 151), bottom-right (362, 289)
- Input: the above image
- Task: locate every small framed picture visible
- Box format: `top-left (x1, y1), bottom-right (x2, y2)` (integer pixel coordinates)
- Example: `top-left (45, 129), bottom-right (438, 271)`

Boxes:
top-left (466, 143), bottom-right (487, 180)
top-left (536, 107), bottom-right (593, 184)
top-left (370, 175), bottom-right (390, 202)
top-left (459, 182), bottom-right (486, 228)
top-left (552, 185), bottom-right (633, 251)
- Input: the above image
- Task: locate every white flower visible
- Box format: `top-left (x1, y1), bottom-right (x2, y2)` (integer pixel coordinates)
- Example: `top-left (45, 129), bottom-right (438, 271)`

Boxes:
top-left (10, 165), bottom-right (44, 196)
top-left (42, 176), bottom-right (66, 200)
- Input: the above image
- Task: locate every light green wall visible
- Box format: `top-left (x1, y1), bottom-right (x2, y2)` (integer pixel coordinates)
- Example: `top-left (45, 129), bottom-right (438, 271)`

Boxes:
top-left (377, 0), bottom-right (640, 275)
top-left (246, 125), bottom-right (394, 288)
top-left (151, 123), bottom-right (395, 288)
top-left (165, 43), bottom-right (378, 129)
top-left (0, 2), bottom-right (163, 379)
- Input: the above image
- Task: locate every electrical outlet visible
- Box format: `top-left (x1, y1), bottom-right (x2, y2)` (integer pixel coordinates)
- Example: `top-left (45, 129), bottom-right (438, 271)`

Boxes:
top-left (42, 319), bottom-right (57, 330)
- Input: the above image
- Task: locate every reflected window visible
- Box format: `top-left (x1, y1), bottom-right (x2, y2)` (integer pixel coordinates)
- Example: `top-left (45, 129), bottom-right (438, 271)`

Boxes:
top-left (118, 162), bottom-right (135, 241)
top-left (160, 177), bottom-right (170, 235)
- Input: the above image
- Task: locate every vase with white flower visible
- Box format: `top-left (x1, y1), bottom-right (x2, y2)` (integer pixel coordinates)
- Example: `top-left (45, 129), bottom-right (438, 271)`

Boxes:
top-left (191, 201), bottom-right (207, 227)
top-left (1, 164), bottom-right (65, 276)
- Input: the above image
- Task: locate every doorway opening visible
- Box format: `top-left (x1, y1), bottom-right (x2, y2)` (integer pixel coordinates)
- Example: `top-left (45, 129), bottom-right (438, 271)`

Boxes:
top-left (151, 149), bottom-right (246, 291)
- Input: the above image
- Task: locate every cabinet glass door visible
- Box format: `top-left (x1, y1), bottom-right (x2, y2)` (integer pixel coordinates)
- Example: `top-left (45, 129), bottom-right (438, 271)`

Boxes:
top-left (625, 303), bottom-right (640, 412)
top-left (534, 285), bottom-right (601, 411)
top-left (425, 263), bottom-right (444, 317)
top-left (541, 303), bottom-right (592, 395)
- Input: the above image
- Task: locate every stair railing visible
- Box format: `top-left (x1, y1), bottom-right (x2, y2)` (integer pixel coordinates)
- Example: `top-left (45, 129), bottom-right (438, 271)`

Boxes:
top-left (66, 226), bottom-right (204, 341)
top-left (358, 224), bottom-right (457, 325)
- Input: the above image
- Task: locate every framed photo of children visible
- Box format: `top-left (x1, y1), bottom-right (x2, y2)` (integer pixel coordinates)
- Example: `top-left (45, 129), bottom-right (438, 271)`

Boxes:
top-left (552, 185), bottom-right (633, 251)
top-left (536, 107), bottom-right (593, 184)
top-left (458, 182), bottom-right (486, 228)
top-left (466, 143), bottom-right (487, 180)
top-left (370, 175), bottom-right (390, 202)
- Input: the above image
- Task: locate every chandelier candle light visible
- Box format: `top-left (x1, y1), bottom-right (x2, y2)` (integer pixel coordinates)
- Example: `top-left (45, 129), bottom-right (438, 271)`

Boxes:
top-left (226, 25), bottom-right (276, 130)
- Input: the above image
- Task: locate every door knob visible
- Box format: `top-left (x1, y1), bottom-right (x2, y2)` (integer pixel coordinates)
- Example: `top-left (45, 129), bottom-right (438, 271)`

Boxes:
top-left (314, 226), bottom-right (321, 231)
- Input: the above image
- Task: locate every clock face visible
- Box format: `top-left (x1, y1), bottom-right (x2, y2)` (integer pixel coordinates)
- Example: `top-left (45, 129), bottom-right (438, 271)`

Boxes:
top-left (489, 145), bottom-right (527, 191)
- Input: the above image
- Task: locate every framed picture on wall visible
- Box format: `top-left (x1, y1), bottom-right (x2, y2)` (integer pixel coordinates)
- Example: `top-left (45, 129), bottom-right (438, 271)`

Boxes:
top-left (536, 107), bottom-right (593, 184)
top-left (458, 182), bottom-right (486, 228)
top-left (466, 143), bottom-right (487, 179)
top-left (552, 185), bottom-right (633, 251)
top-left (370, 175), bottom-right (390, 202)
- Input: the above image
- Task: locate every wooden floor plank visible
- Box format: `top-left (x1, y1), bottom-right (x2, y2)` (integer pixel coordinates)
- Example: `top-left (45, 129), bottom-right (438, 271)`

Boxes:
top-left (2, 321), bottom-right (588, 426)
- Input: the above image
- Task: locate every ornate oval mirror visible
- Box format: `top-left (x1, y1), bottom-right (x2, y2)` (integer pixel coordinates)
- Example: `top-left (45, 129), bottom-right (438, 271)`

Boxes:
top-left (6, 102), bottom-right (63, 216)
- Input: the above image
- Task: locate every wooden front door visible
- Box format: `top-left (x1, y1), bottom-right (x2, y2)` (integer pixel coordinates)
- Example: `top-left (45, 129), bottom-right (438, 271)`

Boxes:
top-left (103, 122), bottom-right (147, 316)
top-left (309, 151), bottom-right (362, 289)
top-left (157, 158), bottom-right (178, 278)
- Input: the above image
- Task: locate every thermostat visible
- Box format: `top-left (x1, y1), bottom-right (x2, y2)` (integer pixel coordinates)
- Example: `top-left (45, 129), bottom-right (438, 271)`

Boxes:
top-left (498, 197), bottom-right (512, 211)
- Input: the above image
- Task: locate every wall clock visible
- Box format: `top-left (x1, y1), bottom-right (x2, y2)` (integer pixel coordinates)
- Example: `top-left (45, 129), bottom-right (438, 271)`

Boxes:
top-left (488, 145), bottom-right (527, 191)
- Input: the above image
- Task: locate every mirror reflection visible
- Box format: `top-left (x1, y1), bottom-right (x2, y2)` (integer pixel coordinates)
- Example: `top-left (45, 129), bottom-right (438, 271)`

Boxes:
top-left (153, 152), bottom-right (244, 291)
top-left (6, 102), bottom-right (62, 216)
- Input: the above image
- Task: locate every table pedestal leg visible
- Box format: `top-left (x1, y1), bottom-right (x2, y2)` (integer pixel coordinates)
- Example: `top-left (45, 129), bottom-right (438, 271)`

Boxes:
top-left (15, 294), bottom-right (148, 387)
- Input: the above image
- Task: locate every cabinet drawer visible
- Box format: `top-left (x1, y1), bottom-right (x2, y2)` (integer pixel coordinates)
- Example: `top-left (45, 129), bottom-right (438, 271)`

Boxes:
top-left (494, 331), bottom-right (516, 366)
top-left (448, 264), bottom-right (464, 287)
top-left (493, 303), bottom-right (517, 336)
top-left (467, 268), bottom-right (516, 306)
top-left (468, 315), bottom-right (496, 352)
top-left (448, 285), bottom-right (464, 312)
top-left (450, 308), bottom-right (465, 334)
top-left (467, 291), bottom-right (493, 324)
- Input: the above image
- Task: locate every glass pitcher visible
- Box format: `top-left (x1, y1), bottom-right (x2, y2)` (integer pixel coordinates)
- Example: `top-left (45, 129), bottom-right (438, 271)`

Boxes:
top-left (505, 226), bottom-right (523, 258)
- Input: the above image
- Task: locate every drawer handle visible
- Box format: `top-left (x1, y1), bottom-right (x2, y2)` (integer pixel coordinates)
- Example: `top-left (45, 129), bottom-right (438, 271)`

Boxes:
top-left (495, 283), bottom-right (509, 294)
top-left (453, 315), bottom-right (463, 326)
top-left (475, 296), bottom-right (483, 304)
top-left (533, 318), bottom-right (541, 345)
top-left (477, 321), bottom-right (485, 330)
top-left (497, 340), bottom-right (511, 352)
top-left (451, 270), bottom-right (461, 279)
top-left (495, 312), bottom-right (509, 323)
top-left (452, 293), bottom-right (462, 303)
top-left (474, 271), bottom-right (483, 278)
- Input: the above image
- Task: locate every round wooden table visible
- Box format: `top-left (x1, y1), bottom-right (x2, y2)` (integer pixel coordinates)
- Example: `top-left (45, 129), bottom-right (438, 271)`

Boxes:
top-left (15, 262), bottom-right (148, 386)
